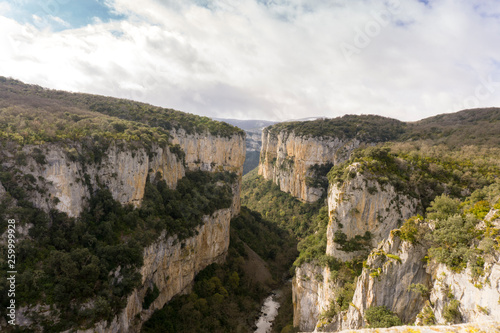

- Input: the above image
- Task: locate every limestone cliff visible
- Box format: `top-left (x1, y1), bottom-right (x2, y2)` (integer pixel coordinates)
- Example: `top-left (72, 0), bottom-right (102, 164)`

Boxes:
top-left (311, 209), bottom-right (500, 332)
top-left (83, 208), bottom-right (232, 333)
top-left (341, 230), bottom-right (432, 331)
top-left (259, 128), bottom-right (362, 202)
top-left (293, 165), bottom-right (420, 332)
top-left (170, 128), bottom-right (246, 215)
top-left (1, 129), bottom-right (246, 332)
top-left (293, 263), bottom-right (334, 331)
top-left (326, 164), bottom-right (419, 262)
top-left (12, 143), bottom-right (184, 218)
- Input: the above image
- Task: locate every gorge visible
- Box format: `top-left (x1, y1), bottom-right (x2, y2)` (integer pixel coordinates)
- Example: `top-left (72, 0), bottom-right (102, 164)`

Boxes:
top-left (1, 77), bottom-right (500, 333)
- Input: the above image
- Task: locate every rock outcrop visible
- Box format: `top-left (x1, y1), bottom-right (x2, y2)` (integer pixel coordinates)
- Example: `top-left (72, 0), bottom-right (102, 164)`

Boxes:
top-left (2, 129), bottom-right (246, 332)
top-left (15, 143), bottom-right (184, 217)
top-left (342, 230), bottom-right (432, 330)
top-left (326, 165), bottom-right (419, 262)
top-left (293, 166), bottom-right (420, 332)
top-left (259, 128), bottom-right (362, 202)
top-left (293, 263), bottom-right (334, 331)
top-left (85, 208), bottom-right (232, 333)
top-left (296, 209), bottom-right (500, 332)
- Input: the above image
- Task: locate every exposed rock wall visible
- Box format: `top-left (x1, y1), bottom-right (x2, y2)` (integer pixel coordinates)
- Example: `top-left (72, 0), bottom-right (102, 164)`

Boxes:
top-left (293, 165), bottom-right (420, 332)
top-left (293, 263), bottom-right (334, 331)
top-left (342, 231), bottom-right (432, 330)
top-left (320, 321), bottom-right (500, 333)
top-left (326, 165), bottom-right (419, 262)
top-left (258, 128), bottom-right (361, 202)
top-left (171, 128), bottom-right (245, 215)
top-left (2, 130), bottom-right (246, 332)
top-left (303, 211), bottom-right (500, 332)
top-left (87, 208), bottom-right (232, 333)
top-left (15, 143), bottom-right (184, 217)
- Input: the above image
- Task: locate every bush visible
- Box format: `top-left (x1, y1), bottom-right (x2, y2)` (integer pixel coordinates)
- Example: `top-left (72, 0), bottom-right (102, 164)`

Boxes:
top-left (443, 299), bottom-right (461, 324)
top-left (398, 215), bottom-right (423, 244)
top-left (427, 214), bottom-right (478, 271)
top-left (364, 305), bottom-right (402, 328)
top-left (426, 194), bottom-right (461, 221)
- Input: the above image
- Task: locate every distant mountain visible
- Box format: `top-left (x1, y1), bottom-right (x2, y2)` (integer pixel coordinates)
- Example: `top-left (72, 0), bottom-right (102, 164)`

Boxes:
top-left (214, 118), bottom-right (277, 131)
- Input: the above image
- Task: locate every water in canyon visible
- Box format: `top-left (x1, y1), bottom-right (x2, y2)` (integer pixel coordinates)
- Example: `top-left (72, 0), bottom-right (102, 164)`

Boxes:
top-left (254, 290), bottom-right (281, 333)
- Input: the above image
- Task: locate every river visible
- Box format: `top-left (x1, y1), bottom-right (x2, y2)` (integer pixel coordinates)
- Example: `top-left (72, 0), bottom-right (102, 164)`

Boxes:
top-left (254, 290), bottom-right (281, 333)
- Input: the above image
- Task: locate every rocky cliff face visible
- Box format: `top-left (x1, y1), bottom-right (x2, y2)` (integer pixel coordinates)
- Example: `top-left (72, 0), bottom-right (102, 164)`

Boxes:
top-left (171, 128), bottom-right (245, 215)
top-left (293, 165), bottom-right (420, 332)
top-left (326, 165), bottom-right (419, 262)
top-left (3, 129), bottom-right (246, 332)
top-left (341, 230), bottom-right (432, 331)
top-left (297, 208), bottom-right (500, 332)
top-left (85, 208), bottom-right (232, 333)
top-left (259, 128), bottom-right (361, 202)
top-left (293, 263), bottom-right (334, 331)
top-left (13, 143), bottom-right (184, 218)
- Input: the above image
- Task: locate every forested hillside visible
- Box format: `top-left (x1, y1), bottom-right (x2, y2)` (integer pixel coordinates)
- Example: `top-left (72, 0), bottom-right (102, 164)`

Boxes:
top-left (0, 77), bottom-right (246, 332)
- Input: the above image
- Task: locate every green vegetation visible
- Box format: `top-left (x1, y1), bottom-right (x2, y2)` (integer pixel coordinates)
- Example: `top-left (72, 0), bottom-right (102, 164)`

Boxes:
top-left (416, 302), bottom-right (435, 326)
top-left (305, 163), bottom-right (334, 190)
top-left (407, 283), bottom-right (430, 298)
top-left (142, 206), bottom-right (298, 332)
top-left (0, 77), bottom-right (243, 145)
top-left (267, 115), bottom-right (406, 142)
top-left (243, 151), bottom-right (261, 175)
top-left (403, 107), bottom-right (500, 148)
top-left (231, 207), bottom-right (298, 281)
top-left (443, 299), bottom-right (461, 324)
top-left (143, 284), bottom-right (160, 309)
top-left (0, 169), bottom-right (235, 331)
top-left (364, 305), bottom-right (402, 328)
top-left (396, 181), bottom-right (500, 276)
top-left (395, 216), bottom-right (424, 244)
top-left (242, 169), bottom-right (325, 238)
top-left (320, 260), bottom-right (362, 320)
top-left (333, 230), bottom-right (372, 253)
top-left (328, 143), bottom-right (500, 209)
top-left (266, 108), bottom-right (500, 148)
top-left (142, 255), bottom-right (264, 332)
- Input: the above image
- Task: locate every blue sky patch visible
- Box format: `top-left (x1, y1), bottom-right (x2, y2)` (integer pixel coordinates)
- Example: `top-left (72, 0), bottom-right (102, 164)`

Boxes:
top-left (3, 0), bottom-right (125, 30)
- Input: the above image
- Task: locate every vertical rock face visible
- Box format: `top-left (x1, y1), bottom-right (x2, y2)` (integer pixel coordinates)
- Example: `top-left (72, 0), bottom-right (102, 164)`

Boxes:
top-left (171, 128), bottom-right (246, 215)
top-left (293, 263), bottom-right (335, 332)
top-left (326, 165), bottom-right (419, 262)
top-left (5, 130), bottom-right (246, 332)
top-left (17, 143), bottom-right (185, 217)
top-left (296, 210), bottom-right (500, 332)
top-left (429, 261), bottom-right (500, 324)
top-left (343, 232), bottom-right (432, 330)
top-left (88, 209), bottom-right (232, 333)
top-left (292, 165), bottom-right (420, 332)
top-left (258, 128), bottom-right (361, 202)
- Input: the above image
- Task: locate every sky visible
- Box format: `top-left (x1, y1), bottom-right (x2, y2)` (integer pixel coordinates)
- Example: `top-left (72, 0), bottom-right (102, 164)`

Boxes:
top-left (1, 0), bottom-right (500, 122)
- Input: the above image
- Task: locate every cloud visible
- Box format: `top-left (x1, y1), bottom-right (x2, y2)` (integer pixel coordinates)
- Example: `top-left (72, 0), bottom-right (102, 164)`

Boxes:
top-left (1, 0), bottom-right (500, 122)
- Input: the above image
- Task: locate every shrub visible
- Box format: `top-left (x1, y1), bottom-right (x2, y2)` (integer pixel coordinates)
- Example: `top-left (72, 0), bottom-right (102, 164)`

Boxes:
top-left (443, 299), bottom-right (461, 324)
top-left (398, 215), bottom-right (423, 244)
top-left (143, 284), bottom-right (160, 309)
top-left (407, 283), bottom-right (429, 298)
top-left (426, 194), bottom-right (461, 221)
top-left (364, 305), bottom-right (402, 328)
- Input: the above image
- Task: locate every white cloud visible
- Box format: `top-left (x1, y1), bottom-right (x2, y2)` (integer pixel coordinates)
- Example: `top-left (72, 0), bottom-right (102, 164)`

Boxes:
top-left (1, 0), bottom-right (500, 121)
top-left (48, 15), bottom-right (70, 27)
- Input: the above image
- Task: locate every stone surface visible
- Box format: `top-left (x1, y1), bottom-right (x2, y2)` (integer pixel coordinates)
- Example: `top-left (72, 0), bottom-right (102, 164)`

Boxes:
top-left (326, 165), bottom-right (419, 262)
top-left (259, 128), bottom-right (361, 202)
top-left (2, 129), bottom-right (246, 332)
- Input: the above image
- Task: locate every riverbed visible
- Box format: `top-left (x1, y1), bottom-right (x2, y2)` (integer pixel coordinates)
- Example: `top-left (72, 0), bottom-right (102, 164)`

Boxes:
top-left (254, 290), bottom-right (281, 333)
